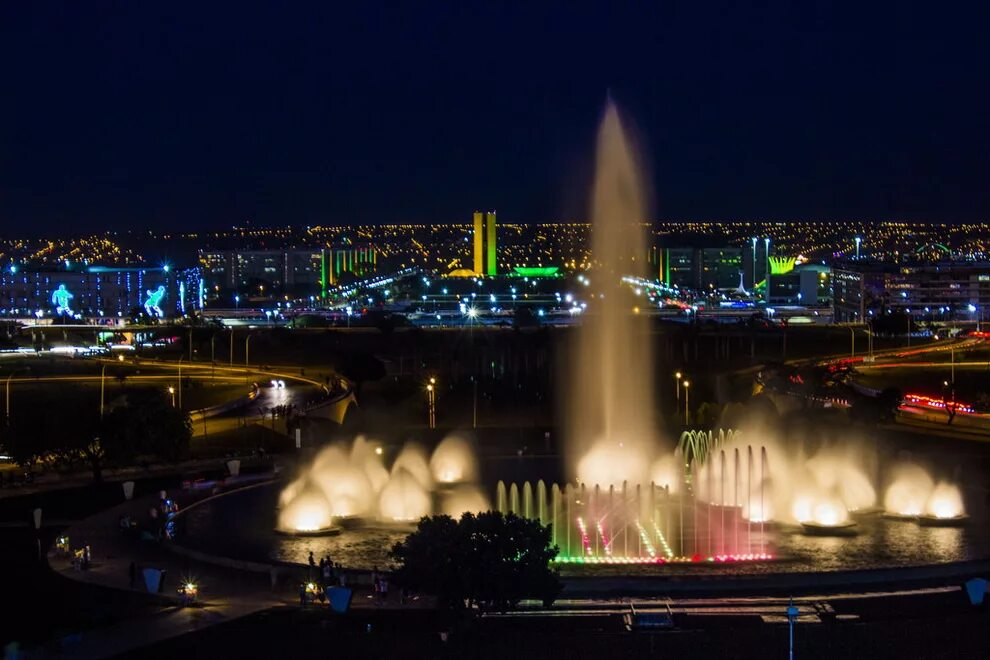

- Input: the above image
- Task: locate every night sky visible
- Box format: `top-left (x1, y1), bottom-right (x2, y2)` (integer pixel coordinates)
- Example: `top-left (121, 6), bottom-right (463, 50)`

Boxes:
top-left (2, 1), bottom-right (990, 233)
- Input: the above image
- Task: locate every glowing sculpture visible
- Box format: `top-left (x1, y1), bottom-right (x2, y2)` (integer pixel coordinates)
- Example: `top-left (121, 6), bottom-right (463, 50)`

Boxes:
top-left (768, 256), bottom-right (797, 275)
top-left (51, 284), bottom-right (74, 315)
top-left (144, 285), bottom-right (166, 317)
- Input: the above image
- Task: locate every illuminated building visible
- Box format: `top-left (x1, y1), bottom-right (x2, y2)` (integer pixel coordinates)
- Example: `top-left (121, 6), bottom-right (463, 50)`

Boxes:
top-left (472, 211), bottom-right (497, 276)
top-left (767, 264), bottom-right (827, 304)
top-left (832, 259), bottom-right (990, 322)
top-left (199, 246), bottom-right (377, 300)
top-left (654, 242), bottom-right (752, 292)
top-left (0, 265), bottom-right (201, 318)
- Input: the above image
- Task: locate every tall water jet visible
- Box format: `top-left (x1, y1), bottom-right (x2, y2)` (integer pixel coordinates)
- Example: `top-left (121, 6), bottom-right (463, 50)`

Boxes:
top-left (568, 99), bottom-right (657, 486)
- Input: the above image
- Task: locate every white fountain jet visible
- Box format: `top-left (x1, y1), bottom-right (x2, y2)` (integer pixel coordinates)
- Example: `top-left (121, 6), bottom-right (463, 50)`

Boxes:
top-left (569, 99), bottom-right (658, 488)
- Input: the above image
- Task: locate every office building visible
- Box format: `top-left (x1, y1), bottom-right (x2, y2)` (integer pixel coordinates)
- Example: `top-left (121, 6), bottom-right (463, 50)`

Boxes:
top-left (832, 259), bottom-right (990, 322)
top-left (473, 211), bottom-right (497, 276)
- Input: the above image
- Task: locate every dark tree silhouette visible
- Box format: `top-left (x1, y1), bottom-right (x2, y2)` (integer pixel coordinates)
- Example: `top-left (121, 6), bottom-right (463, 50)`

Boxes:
top-left (391, 511), bottom-right (562, 612)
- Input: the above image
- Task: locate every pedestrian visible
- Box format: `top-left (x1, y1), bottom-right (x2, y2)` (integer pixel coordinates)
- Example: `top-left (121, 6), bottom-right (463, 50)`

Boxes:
top-left (299, 582), bottom-right (307, 608)
top-left (128, 561), bottom-right (137, 588)
top-left (322, 559), bottom-right (331, 587)
top-left (308, 551), bottom-right (316, 580)
top-left (380, 576), bottom-right (389, 603)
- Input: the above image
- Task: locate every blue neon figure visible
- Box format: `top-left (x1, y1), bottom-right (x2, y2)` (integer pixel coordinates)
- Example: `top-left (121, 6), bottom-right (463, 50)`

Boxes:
top-left (144, 285), bottom-right (166, 317)
top-left (51, 284), bottom-right (74, 315)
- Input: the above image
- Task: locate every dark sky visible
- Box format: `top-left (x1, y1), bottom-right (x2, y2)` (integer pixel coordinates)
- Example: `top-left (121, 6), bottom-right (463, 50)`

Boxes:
top-left (2, 1), bottom-right (990, 233)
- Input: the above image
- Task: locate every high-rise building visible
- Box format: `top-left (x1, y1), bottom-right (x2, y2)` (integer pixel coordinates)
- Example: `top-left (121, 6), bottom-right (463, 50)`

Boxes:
top-left (472, 210), bottom-right (497, 276)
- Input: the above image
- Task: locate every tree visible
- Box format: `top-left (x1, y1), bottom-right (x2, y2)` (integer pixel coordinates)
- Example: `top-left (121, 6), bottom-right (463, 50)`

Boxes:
top-left (391, 511), bottom-right (562, 612)
top-left (4, 394), bottom-right (103, 480)
top-left (101, 390), bottom-right (192, 463)
top-left (849, 388), bottom-right (901, 426)
top-left (335, 350), bottom-right (386, 396)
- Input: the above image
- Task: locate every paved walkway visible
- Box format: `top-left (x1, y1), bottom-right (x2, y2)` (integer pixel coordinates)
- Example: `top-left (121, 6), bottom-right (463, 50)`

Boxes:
top-left (36, 478), bottom-right (424, 658)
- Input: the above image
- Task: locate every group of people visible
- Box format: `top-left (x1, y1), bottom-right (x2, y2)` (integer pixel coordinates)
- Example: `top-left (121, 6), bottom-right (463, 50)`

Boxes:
top-left (308, 551), bottom-right (347, 588)
top-left (370, 567), bottom-right (389, 604)
top-left (303, 553), bottom-right (410, 606)
top-left (71, 545), bottom-right (92, 571)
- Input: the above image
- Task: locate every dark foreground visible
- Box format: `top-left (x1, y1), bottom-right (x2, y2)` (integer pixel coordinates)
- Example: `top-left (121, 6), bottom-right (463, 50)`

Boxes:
top-left (125, 589), bottom-right (987, 660)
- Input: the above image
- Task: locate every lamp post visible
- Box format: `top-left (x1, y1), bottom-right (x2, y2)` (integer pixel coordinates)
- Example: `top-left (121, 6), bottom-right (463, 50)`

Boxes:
top-left (229, 327), bottom-right (234, 365)
top-left (674, 371), bottom-right (682, 402)
top-left (100, 363), bottom-right (108, 419)
top-left (5, 368), bottom-right (28, 426)
top-left (210, 333), bottom-right (217, 378)
top-left (751, 237), bottom-right (757, 288)
top-left (168, 385), bottom-right (176, 407)
top-left (177, 356), bottom-right (184, 410)
top-left (951, 344), bottom-right (956, 385)
top-left (683, 380), bottom-right (691, 426)
top-left (426, 381), bottom-right (435, 429)
top-left (848, 326), bottom-right (855, 358)
top-left (245, 334), bottom-right (253, 368)
top-left (764, 237), bottom-right (771, 303)
top-left (854, 235), bottom-right (862, 260)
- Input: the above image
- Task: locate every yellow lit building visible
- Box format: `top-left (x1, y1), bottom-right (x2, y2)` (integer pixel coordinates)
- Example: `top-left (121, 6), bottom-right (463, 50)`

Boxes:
top-left (472, 210), bottom-right (497, 276)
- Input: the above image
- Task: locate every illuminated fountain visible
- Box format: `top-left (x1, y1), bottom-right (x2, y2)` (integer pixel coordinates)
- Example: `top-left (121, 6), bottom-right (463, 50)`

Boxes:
top-left (883, 464), bottom-right (934, 520)
top-left (882, 464), bottom-right (967, 526)
top-left (919, 482), bottom-right (968, 527)
top-left (277, 435), bottom-right (488, 534)
top-left (497, 431), bottom-right (774, 564)
top-left (565, 100), bottom-right (658, 490)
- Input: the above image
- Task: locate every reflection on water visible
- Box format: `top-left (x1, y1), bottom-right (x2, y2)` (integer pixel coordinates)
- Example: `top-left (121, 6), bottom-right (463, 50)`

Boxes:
top-left (179, 482), bottom-right (989, 574)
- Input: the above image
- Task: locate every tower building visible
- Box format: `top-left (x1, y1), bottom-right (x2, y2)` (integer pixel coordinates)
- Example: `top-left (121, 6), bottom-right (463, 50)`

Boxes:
top-left (472, 210), bottom-right (497, 276)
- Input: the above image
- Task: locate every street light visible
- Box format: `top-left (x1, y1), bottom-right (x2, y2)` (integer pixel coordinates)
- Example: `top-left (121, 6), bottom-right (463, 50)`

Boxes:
top-left (245, 334), bottom-right (253, 368)
top-left (177, 356), bottom-right (184, 410)
top-left (5, 367), bottom-right (29, 426)
top-left (426, 382), bottom-right (435, 429)
top-left (674, 371), bottom-right (682, 402)
top-left (100, 364), bottom-right (108, 419)
top-left (683, 381), bottom-right (691, 426)
top-left (168, 385), bottom-right (176, 407)
top-left (854, 235), bottom-right (862, 260)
